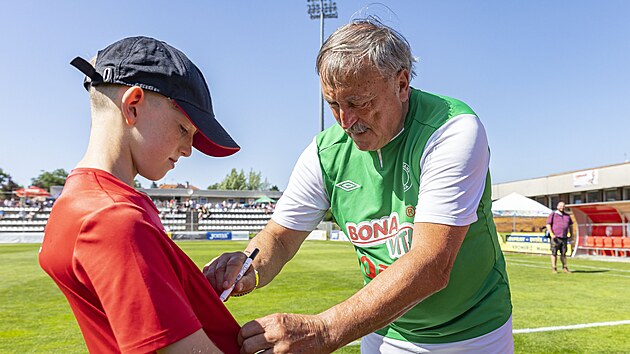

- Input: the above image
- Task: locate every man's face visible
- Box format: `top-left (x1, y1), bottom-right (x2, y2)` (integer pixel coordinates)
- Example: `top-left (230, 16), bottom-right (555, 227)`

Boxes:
top-left (322, 66), bottom-right (410, 151)
top-left (557, 202), bottom-right (565, 212)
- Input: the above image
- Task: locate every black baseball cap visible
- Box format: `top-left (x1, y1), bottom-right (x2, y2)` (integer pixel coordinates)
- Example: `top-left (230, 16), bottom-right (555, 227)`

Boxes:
top-left (70, 36), bottom-right (240, 157)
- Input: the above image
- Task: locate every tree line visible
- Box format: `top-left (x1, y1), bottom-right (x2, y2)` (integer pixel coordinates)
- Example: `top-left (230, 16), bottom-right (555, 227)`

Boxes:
top-left (0, 167), bottom-right (277, 199)
top-left (0, 168), bottom-right (68, 198)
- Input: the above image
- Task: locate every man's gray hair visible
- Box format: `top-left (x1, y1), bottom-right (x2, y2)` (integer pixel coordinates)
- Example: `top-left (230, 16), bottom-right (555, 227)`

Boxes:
top-left (316, 18), bottom-right (416, 89)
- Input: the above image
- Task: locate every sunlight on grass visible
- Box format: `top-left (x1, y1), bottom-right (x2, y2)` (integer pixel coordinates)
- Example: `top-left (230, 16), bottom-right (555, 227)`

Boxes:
top-left (1, 242), bottom-right (629, 353)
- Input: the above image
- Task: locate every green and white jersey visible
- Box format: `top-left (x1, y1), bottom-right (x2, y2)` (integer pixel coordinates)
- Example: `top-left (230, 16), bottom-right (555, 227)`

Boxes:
top-left (273, 88), bottom-right (512, 344)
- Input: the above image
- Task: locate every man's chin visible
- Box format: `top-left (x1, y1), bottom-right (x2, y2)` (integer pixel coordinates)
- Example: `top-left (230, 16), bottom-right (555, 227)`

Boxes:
top-left (346, 130), bottom-right (380, 151)
top-left (352, 140), bottom-right (377, 151)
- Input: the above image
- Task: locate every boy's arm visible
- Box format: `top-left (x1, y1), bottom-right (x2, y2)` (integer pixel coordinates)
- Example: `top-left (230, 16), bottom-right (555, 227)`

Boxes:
top-left (157, 329), bottom-right (222, 353)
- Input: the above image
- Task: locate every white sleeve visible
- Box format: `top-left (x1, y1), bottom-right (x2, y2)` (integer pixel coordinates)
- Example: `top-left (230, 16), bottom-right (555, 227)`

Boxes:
top-left (271, 138), bottom-right (330, 231)
top-left (414, 114), bottom-right (490, 226)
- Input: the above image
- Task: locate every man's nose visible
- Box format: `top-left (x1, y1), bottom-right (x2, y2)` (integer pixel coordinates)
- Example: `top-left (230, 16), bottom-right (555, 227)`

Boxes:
top-left (339, 108), bottom-right (359, 129)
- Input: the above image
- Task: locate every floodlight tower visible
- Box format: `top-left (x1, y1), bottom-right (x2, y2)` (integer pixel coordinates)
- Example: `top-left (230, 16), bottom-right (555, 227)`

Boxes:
top-left (307, 0), bottom-right (338, 132)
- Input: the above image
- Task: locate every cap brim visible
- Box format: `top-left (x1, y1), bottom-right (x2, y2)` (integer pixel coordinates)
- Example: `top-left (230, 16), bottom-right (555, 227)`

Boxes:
top-left (174, 100), bottom-right (240, 157)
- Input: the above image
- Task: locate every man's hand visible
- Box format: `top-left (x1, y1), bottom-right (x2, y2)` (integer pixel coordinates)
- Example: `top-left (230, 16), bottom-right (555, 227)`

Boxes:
top-left (238, 313), bottom-right (334, 354)
top-left (203, 252), bottom-right (257, 298)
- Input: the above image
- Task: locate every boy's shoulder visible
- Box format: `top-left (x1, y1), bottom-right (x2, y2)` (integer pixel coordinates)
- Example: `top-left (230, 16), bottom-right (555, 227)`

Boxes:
top-left (50, 168), bottom-right (160, 239)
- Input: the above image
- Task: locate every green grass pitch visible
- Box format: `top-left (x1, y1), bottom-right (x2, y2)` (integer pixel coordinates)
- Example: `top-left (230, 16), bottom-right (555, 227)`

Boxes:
top-left (1, 241), bottom-right (629, 353)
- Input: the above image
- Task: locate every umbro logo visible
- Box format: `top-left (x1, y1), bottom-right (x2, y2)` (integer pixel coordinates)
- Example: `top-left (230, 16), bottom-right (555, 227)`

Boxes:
top-left (336, 180), bottom-right (361, 192)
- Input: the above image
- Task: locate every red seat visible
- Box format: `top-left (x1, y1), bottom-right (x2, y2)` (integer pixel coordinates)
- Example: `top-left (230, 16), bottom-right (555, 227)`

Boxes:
top-left (604, 237), bottom-right (614, 248)
top-left (603, 237), bottom-right (614, 256)
top-left (623, 238), bottom-right (630, 257)
top-left (594, 236), bottom-right (604, 248)
top-left (592, 236), bottom-right (604, 256)
top-left (613, 237), bottom-right (626, 257)
top-left (586, 236), bottom-right (595, 247)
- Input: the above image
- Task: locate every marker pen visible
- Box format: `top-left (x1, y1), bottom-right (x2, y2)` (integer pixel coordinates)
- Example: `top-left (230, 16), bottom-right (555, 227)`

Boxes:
top-left (219, 248), bottom-right (259, 302)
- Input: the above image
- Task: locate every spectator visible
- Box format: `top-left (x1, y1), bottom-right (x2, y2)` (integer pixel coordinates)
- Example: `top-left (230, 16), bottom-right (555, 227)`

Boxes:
top-left (546, 201), bottom-right (573, 273)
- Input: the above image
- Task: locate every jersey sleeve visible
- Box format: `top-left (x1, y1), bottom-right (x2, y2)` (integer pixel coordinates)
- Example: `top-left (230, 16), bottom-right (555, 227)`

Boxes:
top-left (414, 114), bottom-right (490, 226)
top-left (272, 139), bottom-right (330, 231)
top-left (74, 204), bottom-right (201, 353)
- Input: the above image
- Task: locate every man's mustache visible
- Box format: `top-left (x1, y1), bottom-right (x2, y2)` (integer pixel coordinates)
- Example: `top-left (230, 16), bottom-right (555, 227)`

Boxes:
top-left (344, 122), bottom-right (369, 135)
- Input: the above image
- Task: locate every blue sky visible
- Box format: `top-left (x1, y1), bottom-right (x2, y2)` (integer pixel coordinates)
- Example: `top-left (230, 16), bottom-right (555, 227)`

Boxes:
top-left (1, 1), bottom-right (629, 190)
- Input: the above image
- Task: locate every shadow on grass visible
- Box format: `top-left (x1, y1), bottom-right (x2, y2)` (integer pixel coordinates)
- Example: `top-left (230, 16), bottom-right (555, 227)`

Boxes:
top-left (570, 270), bottom-right (609, 274)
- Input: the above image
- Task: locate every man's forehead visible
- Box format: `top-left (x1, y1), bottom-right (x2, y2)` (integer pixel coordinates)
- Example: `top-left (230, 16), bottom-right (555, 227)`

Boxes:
top-left (324, 67), bottom-right (389, 91)
top-left (323, 77), bottom-right (381, 99)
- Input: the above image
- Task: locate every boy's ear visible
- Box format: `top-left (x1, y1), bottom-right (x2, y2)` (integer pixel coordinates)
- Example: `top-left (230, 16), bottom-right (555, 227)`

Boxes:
top-left (121, 86), bottom-right (145, 125)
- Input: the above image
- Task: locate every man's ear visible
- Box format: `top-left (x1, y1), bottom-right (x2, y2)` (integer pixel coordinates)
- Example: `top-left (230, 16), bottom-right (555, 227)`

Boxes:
top-left (396, 69), bottom-right (411, 103)
top-left (121, 86), bottom-right (145, 125)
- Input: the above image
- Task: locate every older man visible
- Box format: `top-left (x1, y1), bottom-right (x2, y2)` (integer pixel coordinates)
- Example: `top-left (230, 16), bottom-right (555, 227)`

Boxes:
top-left (206, 19), bottom-right (513, 353)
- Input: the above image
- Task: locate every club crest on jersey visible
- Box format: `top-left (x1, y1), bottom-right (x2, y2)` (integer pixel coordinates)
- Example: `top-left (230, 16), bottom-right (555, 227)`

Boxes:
top-left (402, 162), bottom-right (412, 192)
top-left (346, 211), bottom-right (414, 249)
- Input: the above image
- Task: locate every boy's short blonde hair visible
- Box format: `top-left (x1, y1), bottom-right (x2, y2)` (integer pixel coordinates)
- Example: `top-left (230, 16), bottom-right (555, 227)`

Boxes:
top-left (87, 57), bottom-right (122, 113)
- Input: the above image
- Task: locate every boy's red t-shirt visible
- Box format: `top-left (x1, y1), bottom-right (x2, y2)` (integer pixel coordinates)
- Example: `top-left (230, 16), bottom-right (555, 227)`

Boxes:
top-left (39, 168), bottom-right (240, 353)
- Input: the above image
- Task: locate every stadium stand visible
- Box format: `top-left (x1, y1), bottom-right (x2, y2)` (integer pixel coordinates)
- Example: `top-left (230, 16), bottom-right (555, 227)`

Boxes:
top-left (0, 206), bottom-right (50, 233)
top-left (0, 204), bottom-right (272, 237)
top-left (1, 186), bottom-right (282, 242)
top-left (158, 206), bottom-right (272, 233)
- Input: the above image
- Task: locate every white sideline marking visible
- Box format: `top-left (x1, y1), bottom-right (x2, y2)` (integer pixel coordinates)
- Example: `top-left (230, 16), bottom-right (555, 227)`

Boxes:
top-left (345, 320), bottom-right (630, 347)
top-left (505, 257), bottom-right (630, 273)
top-left (507, 261), bottom-right (630, 278)
top-left (513, 320), bottom-right (630, 334)
top-left (557, 263), bottom-right (630, 273)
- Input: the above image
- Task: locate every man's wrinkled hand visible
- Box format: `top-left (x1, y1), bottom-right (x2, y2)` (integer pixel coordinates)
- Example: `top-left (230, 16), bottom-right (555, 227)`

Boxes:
top-left (203, 252), bottom-right (256, 298)
top-left (238, 313), bottom-right (334, 354)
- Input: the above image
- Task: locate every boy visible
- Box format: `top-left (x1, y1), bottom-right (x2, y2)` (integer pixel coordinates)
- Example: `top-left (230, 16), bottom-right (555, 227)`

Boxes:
top-left (39, 36), bottom-right (241, 353)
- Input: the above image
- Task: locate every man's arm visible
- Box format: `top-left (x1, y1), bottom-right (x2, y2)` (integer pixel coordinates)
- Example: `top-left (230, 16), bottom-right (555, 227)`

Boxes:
top-left (244, 221), bottom-right (311, 287)
top-left (238, 222), bottom-right (468, 353)
top-left (205, 140), bottom-right (325, 296)
top-left (204, 220), bottom-right (310, 296)
top-left (157, 329), bottom-right (222, 353)
top-left (546, 223), bottom-right (555, 238)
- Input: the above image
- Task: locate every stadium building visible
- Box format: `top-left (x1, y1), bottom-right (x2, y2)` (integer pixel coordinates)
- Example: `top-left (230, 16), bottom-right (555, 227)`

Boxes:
top-left (491, 162), bottom-right (630, 259)
top-left (491, 162), bottom-right (630, 207)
